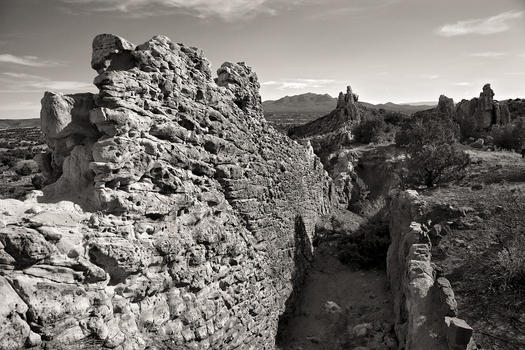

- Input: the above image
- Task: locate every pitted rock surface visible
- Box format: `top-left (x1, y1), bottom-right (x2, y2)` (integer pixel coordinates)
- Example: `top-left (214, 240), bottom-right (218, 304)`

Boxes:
top-left (0, 34), bottom-right (333, 349)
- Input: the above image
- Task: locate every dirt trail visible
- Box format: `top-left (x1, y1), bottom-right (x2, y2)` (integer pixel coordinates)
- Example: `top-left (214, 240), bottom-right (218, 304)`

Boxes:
top-left (277, 243), bottom-right (396, 350)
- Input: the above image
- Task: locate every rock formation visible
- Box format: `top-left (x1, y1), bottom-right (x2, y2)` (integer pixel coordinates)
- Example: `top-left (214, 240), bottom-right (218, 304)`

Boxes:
top-left (0, 34), bottom-right (333, 349)
top-left (388, 191), bottom-right (473, 350)
top-left (455, 84), bottom-right (510, 131)
top-left (288, 85), bottom-right (361, 139)
top-left (436, 95), bottom-right (455, 118)
top-left (412, 94), bottom-right (455, 120)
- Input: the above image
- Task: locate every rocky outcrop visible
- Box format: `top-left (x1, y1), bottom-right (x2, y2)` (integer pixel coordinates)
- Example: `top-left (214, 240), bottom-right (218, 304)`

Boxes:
top-left (412, 94), bottom-right (455, 121)
top-left (0, 34), bottom-right (333, 349)
top-left (437, 95), bottom-right (455, 118)
top-left (288, 85), bottom-right (360, 139)
top-left (387, 190), bottom-right (473, 350)
top-left (455, 84), bottom-right (510, 131)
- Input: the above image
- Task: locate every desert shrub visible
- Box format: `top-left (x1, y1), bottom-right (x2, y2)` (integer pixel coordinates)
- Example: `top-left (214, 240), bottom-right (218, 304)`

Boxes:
top-left (31, 174), bottom-right (45, 189)
top-left (394, 128), bottom-right (412, 147)
top-left (497, 235), bottom-right (525, 285)
top-left (492, 190), bottom-right (525, 287)
top-left (458, 118), bottom-right (482, 140)
top-left (397, 118), bottom-right (469, 187)
top-left (404, 143), bottom-right (470, 187)
top-left (353, 117), bottom-right (385, 143)
top-left (338, 205), bottom-right (390, 268)
top-left (491, 122), bottom-right (525, 151)
top-left (384, 111), bottom-right (406, 125)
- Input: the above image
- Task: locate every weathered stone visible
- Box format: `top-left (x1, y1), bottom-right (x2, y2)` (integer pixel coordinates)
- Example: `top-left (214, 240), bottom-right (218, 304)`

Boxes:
top-left (0, 276), bottom-right (30, 349)
top-left (388, 191), bottom-right (473, 350)
top-left (445, 316), bottom-right (473, 350)
top-left (455, 84), bottom-right (510, 133)
top-left (0, 33), bottom-right (334, 349)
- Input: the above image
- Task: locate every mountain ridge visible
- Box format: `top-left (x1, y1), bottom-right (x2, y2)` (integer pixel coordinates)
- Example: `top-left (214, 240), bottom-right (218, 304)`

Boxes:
top-left (263, 92), bottom-right (436, 115)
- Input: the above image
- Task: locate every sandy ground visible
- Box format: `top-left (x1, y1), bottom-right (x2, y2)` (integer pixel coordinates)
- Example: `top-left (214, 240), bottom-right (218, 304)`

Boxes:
top-left (277, 243), bottom-right (395, 350)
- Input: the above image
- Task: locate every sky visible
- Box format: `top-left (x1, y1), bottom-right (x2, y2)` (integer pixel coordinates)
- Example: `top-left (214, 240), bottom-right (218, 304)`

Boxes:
top-left (0, 0), bottom-right (524, 119)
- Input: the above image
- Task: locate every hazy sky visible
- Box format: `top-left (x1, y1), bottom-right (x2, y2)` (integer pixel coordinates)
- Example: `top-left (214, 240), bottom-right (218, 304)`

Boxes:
top-left (0, 0), bottom-right (524, 118)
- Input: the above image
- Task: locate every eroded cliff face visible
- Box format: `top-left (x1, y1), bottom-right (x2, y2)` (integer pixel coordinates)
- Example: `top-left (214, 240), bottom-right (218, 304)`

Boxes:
top-left (388, 191), bottom-right (473, 350)
top-left (455, 84), bottom-right (511, 131)
top-left (0, 34), bottom-right (332, 349)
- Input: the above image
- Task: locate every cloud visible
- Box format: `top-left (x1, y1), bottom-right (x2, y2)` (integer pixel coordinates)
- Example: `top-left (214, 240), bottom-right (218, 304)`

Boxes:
top-left (262, 78), bottom-right (336, 90)
top-left (0, 72), bottom-right (93, 93)
top-left (420, 74), bottom-right (440, 80)
top-left (452, 82), bottom-right (471, 86)
top-left (437, 10), bottom-right (523, 37)
top-left (0, 54), bottom-right (61, 67)
top-left (469, 52), bottom-right (507, 58)
top-left (308, 0), bottom-right (401, 20)
top-left (59, 0), bottom-right (301, 20)
top-left (2, 72), bottom-right (45, 79)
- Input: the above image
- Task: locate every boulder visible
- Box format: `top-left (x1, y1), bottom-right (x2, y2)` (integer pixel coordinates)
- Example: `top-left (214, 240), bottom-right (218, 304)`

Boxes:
top-left (469, 138), bottom-right (484, 149)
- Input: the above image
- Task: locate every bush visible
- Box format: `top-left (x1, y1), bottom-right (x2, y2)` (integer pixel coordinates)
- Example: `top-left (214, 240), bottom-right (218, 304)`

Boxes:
top-left (384, 111), bottom-right (406, 125)
top-left (458, 118), bottom-right (482, 140)
top-left (493, 190), bottom-right (525, 287)
top-left (396, 118), bottom-right (469, 187)
top-left (497, 235), bottom-right (525, 285)
top-left (491, 122), bottom-right (525, 151)
top-left (31, 174), bottom-right (45, 189)
top-left (353, 117), bottom-right (385, 144)
top-left (404, 143), bottom-right (470, 187)
top-left (338, 205), bottom-right (390, 268)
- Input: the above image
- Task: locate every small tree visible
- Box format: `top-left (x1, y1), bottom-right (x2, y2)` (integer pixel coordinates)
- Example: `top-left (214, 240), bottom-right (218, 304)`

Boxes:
top-left (384, 111), bottom-right (407, 125)
top-left (353, 117), bottom-right (385, 144)
top-left (491, 120), bottom-right (525, 151)
top-left (397, 117), bottom-right (469, 187)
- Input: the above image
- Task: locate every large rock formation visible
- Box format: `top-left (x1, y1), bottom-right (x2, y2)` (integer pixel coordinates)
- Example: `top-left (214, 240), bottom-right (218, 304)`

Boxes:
top-left (0, 34), bottom-right (333, 349)
top-left (455, 84), bottom-right (510, 131)
top-left (412, 94), bottom-right (456, 121)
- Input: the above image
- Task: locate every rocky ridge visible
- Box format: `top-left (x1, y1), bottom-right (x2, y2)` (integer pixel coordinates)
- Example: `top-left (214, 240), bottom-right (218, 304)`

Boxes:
top-left (388, 191), bottom-right (474, 350)
top-left (413, 84), bottom-right (511, 134)
top-left (0, 34), bottom-right (333, 349)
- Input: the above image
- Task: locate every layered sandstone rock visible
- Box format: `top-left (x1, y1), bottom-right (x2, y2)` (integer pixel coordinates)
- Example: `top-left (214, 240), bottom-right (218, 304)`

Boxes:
top-left (0, 34), bottom-right (332, 349)
top-left (388, 191), bottom-right (473, 350)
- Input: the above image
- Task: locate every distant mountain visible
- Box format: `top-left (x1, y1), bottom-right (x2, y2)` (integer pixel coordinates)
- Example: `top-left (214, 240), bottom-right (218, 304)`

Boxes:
top-left (263, 93), bottom-right (436, 129)
top-left (0, 118), bottom-right (40, 130)
top-left (359, 101), bottom-right (437, 115)
top-left (263, 93), bottom-right (337, 113)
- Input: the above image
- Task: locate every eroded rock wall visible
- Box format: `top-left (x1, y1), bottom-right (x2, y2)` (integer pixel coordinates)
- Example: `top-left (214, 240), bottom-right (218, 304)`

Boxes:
top-left (455, 84), bottom-right (511, 131)
top-left (0, 34), bottom-right (332, 349)
top-left (388, 190), bottom-right (473, 350)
